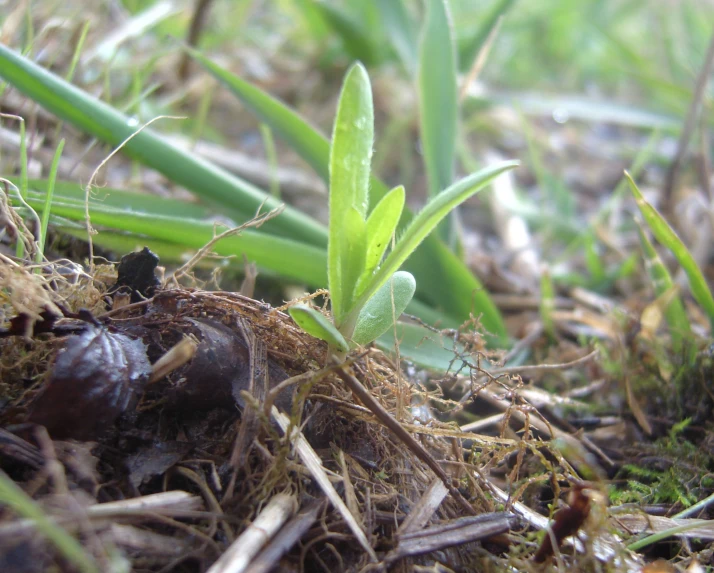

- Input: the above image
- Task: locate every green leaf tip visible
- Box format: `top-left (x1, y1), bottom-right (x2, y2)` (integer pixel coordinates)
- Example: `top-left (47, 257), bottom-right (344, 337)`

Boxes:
top-left (288, 304), bottom-right (349, 352)
top-left (328, 61), bottom-right (375, 323)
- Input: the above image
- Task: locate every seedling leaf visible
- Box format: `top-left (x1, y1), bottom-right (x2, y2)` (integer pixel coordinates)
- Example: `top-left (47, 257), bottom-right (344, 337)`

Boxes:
top-left (352, 271), bottom-right (416, 346)
top-left (288, 304), bottom-right (349, 353)
top-left (357, 185), bottom-right (405, 296)
top-left (329, 62), bottom-right (374, 322)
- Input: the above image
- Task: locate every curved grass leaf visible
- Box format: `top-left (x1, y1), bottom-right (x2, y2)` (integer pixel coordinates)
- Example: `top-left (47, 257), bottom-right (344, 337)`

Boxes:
top-left (329, 63), bottom-right (373, 321)
top-left (0, 44), bottom-right (326, 246)
top-left (188, 48), bottom-right (510, 338)
top-left (419, 0), bottom-right (457, 203)
top-left (58, 227), bottom-right (212, 265)
top-left (288, 304), bottom-right (349, 353)
top-left (626, 172), bottom-right (714, 329)
top-left (352, 271), bottom-right (416, 346)
top-left (636, 220), bottom-right (692, 350)
top-left (184, 46), bottom-right (337, 191)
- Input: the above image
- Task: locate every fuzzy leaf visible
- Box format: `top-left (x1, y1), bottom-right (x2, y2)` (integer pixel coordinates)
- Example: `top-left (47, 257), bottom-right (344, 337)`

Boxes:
top-left (357, 185), bottom-right (405, 297)
top-left (288, 304), bottom-right (349, 353)
top-left (340, 207), bottom-right (368, 313)
top-left (352, 271), bottom-right (416, 346)
top-left (329, 63), bottom-right (374, 322)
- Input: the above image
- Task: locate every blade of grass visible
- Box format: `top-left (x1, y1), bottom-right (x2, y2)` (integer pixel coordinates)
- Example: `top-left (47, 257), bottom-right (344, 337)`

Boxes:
top-left (636, 220), bottom-right (692, 351)
top-left (184, 46), bottom-right (338, 191)
top-left (259, 123), bottom-right (280, 198)
top-left (627, 520), bottom-right (712, 552)
top-left (187, 48), bottom-right (509, 338)
top-left (0, 471), bottom-right (98, 573)
top-left (0, 44), bottom-right (326, 246)
top-left (65, 21), bottom-right (91, 82)
top-left (21, 197), bottom-right (328, 285)
top-left (35, 139), bottom-right (64, 265)
top-left (84, 0), bottom-right (178, 63)
top-left (313, 1), bottom-right (381, 66)
top-left (626, 172), bottom-right (714, 329)
top-left (58, 227), bottom-right (202, 263)
top-left (404, 237), bottom-right (504, 341)
top-left (53, 20), bottom-right (92, 140)
top-left (374, 0), bottom-right (418, 75)
top-left (16, 116), bottom-right (28, 258)
top-left (21, 180), bottom-right (215, 219)
top-left (466, 90), bottom-right (681, 131)
top-left (418, 0), bottom-right (457, 205)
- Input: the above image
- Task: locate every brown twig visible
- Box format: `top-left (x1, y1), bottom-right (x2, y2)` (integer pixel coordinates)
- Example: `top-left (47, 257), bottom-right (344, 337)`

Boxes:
top-left (333, 359), bottom-right (477, 517)
top-left (178, 0), bottom-right (215, 80)
top-left (663, 30), bottom-right (714, 213)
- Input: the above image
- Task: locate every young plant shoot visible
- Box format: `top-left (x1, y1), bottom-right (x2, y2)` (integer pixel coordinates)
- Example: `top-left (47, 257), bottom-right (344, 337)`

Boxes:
top-left (289, 63), bottom-right (518, 355)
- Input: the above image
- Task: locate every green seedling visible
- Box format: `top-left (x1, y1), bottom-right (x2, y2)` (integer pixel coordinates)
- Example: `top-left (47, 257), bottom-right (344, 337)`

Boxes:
top-left (185, 43), bottom-right (511, 342)
top-left (287, 63), bottom-right (518, 354)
